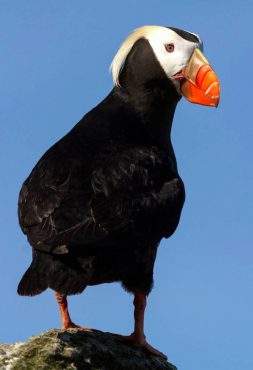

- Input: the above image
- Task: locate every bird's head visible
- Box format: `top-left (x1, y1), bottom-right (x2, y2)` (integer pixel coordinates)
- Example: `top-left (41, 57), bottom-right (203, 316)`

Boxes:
top-left (111, 26), bottom-right (220, 107)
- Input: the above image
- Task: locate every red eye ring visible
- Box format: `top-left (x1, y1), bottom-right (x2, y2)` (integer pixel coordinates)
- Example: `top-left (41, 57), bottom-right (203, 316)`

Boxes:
top-left (165, 43), bottom-right (175, 53)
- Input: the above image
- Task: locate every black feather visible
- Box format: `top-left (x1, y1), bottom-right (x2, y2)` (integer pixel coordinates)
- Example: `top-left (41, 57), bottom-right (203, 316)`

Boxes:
top-left (18, 36), bottom-right (185, 296)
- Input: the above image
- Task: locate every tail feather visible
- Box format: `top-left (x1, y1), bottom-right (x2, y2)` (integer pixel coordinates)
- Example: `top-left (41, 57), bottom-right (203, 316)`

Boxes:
top-left (17, 262), bottom-right (48, 296)
top-left (17, 250), bottom-right (94, 296)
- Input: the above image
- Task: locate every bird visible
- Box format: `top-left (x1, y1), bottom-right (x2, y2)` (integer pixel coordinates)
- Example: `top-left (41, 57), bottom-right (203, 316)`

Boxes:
top-left (17, 25), bottom-right (220, 359)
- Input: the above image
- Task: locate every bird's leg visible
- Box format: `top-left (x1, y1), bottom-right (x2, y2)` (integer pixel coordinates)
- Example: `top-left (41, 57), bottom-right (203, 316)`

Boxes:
top-left (55, 292), bottom-right (79, 329)
top-left (119, 291), bottom-right (167, 359)
top-left (54, 292), bottom-right (94, 331)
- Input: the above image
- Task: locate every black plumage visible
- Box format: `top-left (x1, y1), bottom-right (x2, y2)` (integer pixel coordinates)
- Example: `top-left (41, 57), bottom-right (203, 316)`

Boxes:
top-left (18, 37), bottom-right (185, 298)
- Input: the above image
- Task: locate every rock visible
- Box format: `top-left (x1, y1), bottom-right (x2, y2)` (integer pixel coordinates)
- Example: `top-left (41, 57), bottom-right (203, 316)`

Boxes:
top-left (0, 330), bottom-right (177, 370)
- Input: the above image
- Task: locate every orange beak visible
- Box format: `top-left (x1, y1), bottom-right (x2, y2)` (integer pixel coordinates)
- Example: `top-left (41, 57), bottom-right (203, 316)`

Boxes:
top-left (180, 48), bottom-right (220, 107)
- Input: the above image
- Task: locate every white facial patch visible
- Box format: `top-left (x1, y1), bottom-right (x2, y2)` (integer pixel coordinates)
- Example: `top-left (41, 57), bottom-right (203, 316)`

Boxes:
top-left (146, 28), bottom-right (200, 87)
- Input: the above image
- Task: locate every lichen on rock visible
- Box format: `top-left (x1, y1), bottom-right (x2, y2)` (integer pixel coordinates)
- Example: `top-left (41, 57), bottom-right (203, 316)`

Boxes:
top-left (0, 329), bottom-right (177, 370)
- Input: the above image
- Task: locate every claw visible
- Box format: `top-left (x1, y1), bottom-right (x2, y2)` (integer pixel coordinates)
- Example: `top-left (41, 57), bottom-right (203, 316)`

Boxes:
top-left (62, 321), bottom-right (93, 331)
top-left (117, 333), bottom-right (167, 360)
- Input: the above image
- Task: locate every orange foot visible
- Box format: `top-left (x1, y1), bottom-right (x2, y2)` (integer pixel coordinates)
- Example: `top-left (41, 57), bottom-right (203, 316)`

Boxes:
top-left (62, 321), bottom-right (101, 332)
top-left (118, 332), bottom-right (167, 360)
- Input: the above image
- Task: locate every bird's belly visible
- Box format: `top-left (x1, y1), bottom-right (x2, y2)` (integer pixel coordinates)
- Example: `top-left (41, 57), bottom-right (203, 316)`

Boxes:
top-left (87, 242), bottom-right (157, 289)
top-left (162, 177), bottom-right (185, 238)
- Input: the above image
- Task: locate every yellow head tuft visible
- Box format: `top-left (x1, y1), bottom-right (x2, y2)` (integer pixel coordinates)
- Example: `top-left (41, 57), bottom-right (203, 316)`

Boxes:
top-left (110, 25), bottom-right (166, 87)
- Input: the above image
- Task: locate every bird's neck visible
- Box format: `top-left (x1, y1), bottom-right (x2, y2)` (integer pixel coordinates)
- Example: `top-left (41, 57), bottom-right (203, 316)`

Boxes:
top-left (115, 81), bottom-right (180, 154)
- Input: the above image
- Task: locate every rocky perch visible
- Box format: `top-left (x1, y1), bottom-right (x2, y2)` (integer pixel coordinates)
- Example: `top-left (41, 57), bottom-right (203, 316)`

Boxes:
top-left (0, 329), bottom-right (177, 370)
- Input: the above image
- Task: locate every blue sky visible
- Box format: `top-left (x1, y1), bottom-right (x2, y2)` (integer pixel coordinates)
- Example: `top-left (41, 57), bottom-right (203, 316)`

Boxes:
top-left (0, 1), bottom-right (252, 369)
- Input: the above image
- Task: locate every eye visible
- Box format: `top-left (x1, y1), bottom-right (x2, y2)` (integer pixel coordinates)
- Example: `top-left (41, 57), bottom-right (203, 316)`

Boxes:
top-left (165, 43), bottom-right (175, 53)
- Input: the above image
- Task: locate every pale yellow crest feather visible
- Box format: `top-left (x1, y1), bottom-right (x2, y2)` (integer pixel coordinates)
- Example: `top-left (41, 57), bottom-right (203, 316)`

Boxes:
top-left (110, 25), bottom-right (166, 86)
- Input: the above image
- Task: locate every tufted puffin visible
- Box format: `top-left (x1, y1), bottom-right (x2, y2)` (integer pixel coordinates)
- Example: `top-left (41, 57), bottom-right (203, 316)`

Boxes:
top-left (17, 25), bottom-right (220, 358)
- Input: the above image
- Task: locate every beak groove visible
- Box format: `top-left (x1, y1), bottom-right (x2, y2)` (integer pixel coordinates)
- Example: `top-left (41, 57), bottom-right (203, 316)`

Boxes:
top-left (180, 48), bottom-right (220, 107)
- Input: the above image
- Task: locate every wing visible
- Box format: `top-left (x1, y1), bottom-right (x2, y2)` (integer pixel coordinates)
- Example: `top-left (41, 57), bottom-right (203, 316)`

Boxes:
top-left (19, 141), bottom-right (184, 254)
top-left (18, 140), bottom-right (107, 253)
top-left (91, 146), bottom-right (185, 240)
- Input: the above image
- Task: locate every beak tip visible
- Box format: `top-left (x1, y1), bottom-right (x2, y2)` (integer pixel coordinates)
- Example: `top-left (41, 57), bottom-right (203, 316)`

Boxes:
top-left (213, 96), bottom-right (220, 108)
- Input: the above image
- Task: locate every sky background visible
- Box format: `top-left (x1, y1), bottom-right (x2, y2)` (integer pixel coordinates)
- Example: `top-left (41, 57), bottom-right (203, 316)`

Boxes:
top-left (0, 1), bottom-right (252, 369)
